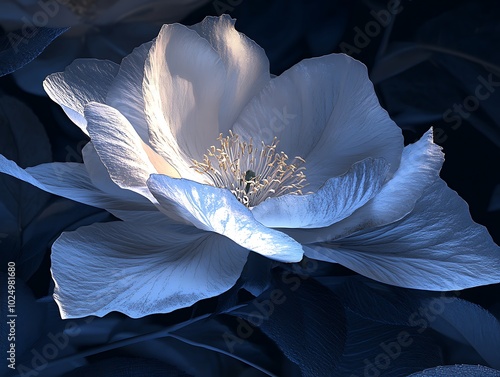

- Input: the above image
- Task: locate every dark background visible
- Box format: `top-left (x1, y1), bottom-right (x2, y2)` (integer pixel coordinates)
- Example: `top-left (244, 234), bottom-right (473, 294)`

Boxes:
top-left (0, 0), bottom-right (499, 375)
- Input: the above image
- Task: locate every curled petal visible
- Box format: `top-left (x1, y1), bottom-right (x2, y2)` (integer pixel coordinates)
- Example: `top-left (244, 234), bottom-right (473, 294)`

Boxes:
top-left (43, 59), bottom-right (119, 134)
top-left (290, 129), bottom-right (444, 243)
top-left (306, 180), bottom-right (500, 291)
top-left (143, 23), bottom-right (226, 180)
top-left (106, 41), bottom-right (153, 144)
top-left (147, 174), bottom-right (304, 262)
top-left (85, 102), bottom-right (179, 201)
top-left (252, 158), bottom-right (389, 229)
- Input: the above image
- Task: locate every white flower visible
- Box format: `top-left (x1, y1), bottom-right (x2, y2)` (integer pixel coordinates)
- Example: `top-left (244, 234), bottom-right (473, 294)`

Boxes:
top-left (1, 15), bottom-right (499, 319)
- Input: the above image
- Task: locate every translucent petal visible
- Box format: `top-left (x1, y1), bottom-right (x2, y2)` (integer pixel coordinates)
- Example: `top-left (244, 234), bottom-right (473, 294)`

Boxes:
top-left (233, 54), bottom-right (403, 190)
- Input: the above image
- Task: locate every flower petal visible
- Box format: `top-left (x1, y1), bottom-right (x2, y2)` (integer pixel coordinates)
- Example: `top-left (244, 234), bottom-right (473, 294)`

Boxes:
top-left (81, 142), bottom-right (177, 222)
top-left (289, 129), bottom-right (444, 243)
top-left (143, 23), bottom-right (226, 180)
top-left (43, 59), bottom-right (119, 134)
top-left (0, 104), bottom-right (172, 221)
top-left (81, 142), bottom-right (155, 207)
top-left (306, 179), bottom-right (500, 291)
top-left (252, 158), bottom-right (389, 229)
top-left (85, 102), bottom-right (179, 200)
top-left (51, 218), bottom-right (249, 318)
top-left (147, 174), bottom-right (304, 262)
top-left (106, 41), bottom-right (153, 143)
top-left (0, 155), bottom-right (142, 211)
top-left (189, 15), bottom-right (271, 135)
top-left (233, 53), bottom-right (403, 190)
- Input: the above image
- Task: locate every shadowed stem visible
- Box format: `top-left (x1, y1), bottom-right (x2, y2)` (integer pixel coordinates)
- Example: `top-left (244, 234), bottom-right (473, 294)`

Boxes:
top-left (167, 333), bottom-right (278, 377)
top-left (42, 311), bottom-right (277, 377)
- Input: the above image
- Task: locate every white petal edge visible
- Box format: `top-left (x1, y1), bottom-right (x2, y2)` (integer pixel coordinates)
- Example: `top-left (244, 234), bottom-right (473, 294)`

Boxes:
top-left (81, 142), bottom-right (156, 209)
top-left (81, 142), bottom-right (186, 223)
top-left (0, 155), bottom-right (147, 212)
top-left (305, 179), bottom-right (500, 291)
top-left (85, 102), bottom-right (179, 201)
top-left (51, 219), bottom-right (249, 318)
top-left (289, 129), bottom-right (444, 243)
top-left (233, 53), bottom-right (403, 191)
top-left (106, 41), bottom-right (153, 144)
top-left (147, 174), bottom-right (304, 263)
top-left (252, 158), bottom-right (389, 229)
top-left (43, 59), bottom-right (119, 134)
top-left (143, 22), bottom-right (226, 181)
top-left (189, 15), bottom-right (271, 135)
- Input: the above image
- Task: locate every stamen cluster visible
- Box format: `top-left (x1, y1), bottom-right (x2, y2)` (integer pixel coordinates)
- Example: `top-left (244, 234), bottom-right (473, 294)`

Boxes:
top-left (191, 131), bottom-right (307, 207)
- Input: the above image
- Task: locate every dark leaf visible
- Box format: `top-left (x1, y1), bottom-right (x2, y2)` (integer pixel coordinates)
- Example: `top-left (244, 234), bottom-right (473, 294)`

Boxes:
top-left (333, 310), bottom-right (442, 376)
top-left (431, 50), bottom-right (500, 146)
top-left (63, 357), bottom-right (191, 377)
top-left (318, 275), bottom-right (427, 326)
top-left (417, 3), bottom-right (500, 69)
top-left (103, 316), bottom-right (225, 376)
top-left (0, 27), bottom-right (69, 77)
top-left (377, 2), bottom-right (500, 144)
top-left (0, 95), bottom-right (51, 273)
top-left (13, 300), bottom-right (96, 377)
top-left (422, 297), bottom-right (500, 369)
top-left (172, 316), bottom-right (279, 376)
top-left (229, 270), bottom-right (347, 377)
top-left (377, 60), bottom-right (464, 130)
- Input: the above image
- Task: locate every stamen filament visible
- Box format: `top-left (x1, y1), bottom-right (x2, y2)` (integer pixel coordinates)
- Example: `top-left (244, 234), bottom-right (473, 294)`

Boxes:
top-left (191, 131), bottom-right (307, 207)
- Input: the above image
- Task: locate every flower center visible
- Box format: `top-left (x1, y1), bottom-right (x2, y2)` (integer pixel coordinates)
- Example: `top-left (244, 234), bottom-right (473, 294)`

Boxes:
top-left (191, 131), bottom-right (307, 207)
